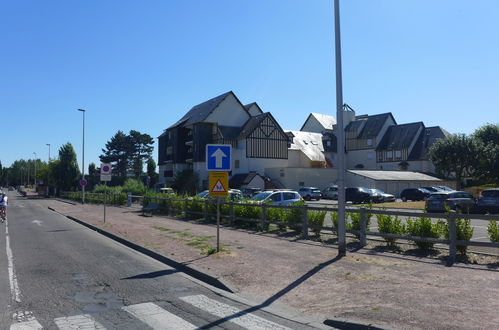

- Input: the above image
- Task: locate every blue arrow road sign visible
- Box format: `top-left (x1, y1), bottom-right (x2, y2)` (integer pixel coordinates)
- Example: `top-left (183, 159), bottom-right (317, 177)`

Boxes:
top-left (206, 144), bottom-right (231, 171)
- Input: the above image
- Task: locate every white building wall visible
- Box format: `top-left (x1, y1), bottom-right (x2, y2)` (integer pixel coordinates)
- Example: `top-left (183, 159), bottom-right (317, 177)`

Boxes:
top-left (378, 160), bottom-right (435, 173)
top-left (265, 168), bottom-right (338, 190)
top-left (287, 150), bottom-right (301, 167)
top-left (205, 93), bottom-right (250, 127)
top-left (346, 149), bottom-right (377, 169)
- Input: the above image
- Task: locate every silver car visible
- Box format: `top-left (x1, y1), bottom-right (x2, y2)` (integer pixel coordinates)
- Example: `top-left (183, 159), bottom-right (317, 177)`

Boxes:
top-left (321, 186), bottom-right (338, 200)
top-left (251, 190), bottom-right (303, 205)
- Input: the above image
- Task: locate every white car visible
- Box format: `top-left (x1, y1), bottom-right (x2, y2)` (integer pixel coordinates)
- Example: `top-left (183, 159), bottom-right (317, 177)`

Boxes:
top-left (250, 190), bottom-right (303, 205)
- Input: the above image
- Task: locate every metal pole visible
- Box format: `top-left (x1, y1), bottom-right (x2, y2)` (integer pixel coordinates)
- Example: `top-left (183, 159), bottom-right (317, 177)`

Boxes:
top-left (78, 109), bottom-right (86, 204)
top-left (216, 197), bottom-right (220, 252)
top-left (33, 152), bottom-right (37, 192)
top-left (334, 0), bottom-right (347, 256)
top-left (46, 144), bottom-right (50, 196)
top-left (104, 181), bottom-right (107, 223)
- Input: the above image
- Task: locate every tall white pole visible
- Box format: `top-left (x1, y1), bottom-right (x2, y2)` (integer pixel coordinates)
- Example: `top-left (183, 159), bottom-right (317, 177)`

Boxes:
top-left (33, 152), bottom-right (37, 192)
top-left (334, 0), bottom-right (347, 256)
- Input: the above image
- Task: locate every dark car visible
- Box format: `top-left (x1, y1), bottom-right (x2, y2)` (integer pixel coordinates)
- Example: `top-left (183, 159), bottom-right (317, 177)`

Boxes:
top-left (400, 188), bottom-right (432, 202)
top-left (346, 187), bottom-right (374, 204)
top-left (425, 191), bottom-right (477, 213)
top-left (421, 186), bottom-right (444, 193)
top-left (477, 188), bottom-right (499, 214)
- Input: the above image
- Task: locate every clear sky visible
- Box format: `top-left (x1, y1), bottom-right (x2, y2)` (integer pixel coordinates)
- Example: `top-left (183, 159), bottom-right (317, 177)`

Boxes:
top-left (2, 0), bottom-right (498, 169)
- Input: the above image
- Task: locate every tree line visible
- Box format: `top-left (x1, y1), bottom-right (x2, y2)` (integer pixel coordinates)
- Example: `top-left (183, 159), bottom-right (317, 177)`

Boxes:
top-left (0, 129), bottom-right (158, 192)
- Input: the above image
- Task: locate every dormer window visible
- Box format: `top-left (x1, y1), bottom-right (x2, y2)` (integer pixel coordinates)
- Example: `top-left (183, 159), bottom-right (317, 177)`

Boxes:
top-left (387, 151), bottom-right (393, 159)
top-left (367, 139), bottom-right (373, 146)
top-left (395, 150), bottom-right (402, 159)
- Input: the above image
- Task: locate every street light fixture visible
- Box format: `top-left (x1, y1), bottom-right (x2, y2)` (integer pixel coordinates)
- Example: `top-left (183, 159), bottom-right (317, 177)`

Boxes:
top-left (77, 109), bottom-right (86, 203)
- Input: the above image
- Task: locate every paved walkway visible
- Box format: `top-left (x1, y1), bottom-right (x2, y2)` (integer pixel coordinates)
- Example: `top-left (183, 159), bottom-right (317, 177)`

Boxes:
top-left (35, 198), bottom-right (499, 329)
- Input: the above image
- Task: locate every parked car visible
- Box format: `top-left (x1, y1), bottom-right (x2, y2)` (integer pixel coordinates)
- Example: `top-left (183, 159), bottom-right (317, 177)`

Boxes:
top-left (250, 190), bottom-right (303, 205)
top-left (298, 187), bottom-right (322, 201)
top-left (421, 186), bottom-right (444, 193)
top-left (435, 185), bottom-right (454, 191)
top-left (241, 187), bottom-right (262, 198)
top-left (477, 188), bottom-right (499, 214)
top-left (194, 189), bottom-right (242, 201)
top-left (369, 189), bottom-right (396, 203)
top-left (400, 188), bottom-right (432, 202)
top-left (321, 186), bottom-right (338, 200)
top-left (345, 187), bottom-right (374, 204)
top-left (425, 191), bottom-right (477, 213)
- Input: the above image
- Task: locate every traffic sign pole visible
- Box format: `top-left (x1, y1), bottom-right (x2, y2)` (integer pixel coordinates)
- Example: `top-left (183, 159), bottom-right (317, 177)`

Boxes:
top-left (216, 197), bottom-right (220, 252)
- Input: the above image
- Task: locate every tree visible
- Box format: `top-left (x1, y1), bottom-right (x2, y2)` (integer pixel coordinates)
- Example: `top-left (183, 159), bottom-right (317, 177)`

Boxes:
top-left (428, 134), bottom-right (480, 189)
top-left (100, 130), bottom-right (154, 178)
top-left (171, 169), bottom-right (199, 195)
top-left (146, 157), bottom-right (158, 187)
top-left (100, 131), bottom-right (132, 177)
top-left (473, 124), bottom-right (499, 184)
top-left (56, 143), bottom-right (80, 191)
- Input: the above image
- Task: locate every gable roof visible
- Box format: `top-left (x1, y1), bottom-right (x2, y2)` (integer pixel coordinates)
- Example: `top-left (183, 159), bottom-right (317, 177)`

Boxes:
top-left (286, 130), bottom-right (325, 162)
top-left (408, 126), bottom-right (451, 160)
top-left (218, 126), bottom-right (241, 140)
top-left (229, 172), bottom-right (264, 189)
top-left (168, 91), bottom-right (246, 129)
top-left (348, 170), bottom-right (443, 181)
top-left (238, 112), bottom-right (287, 140)
top-left (357, 113), bottom-right (396, 139)
top-left (244, 102), bottom-right (264, 115)
top-left (376, 122), bottom-right (424, 151)
top-left (300, 113), bottom-right (336, 131)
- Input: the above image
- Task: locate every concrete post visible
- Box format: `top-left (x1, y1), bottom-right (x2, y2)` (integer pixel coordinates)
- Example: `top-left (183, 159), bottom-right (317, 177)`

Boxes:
top-left (302, 205), bottom-right (309, 238)
top-left (230, 202), bottom-right (235, 226)
top-left (204, 199), bottom-right (208, 221)
top-left (448, 211), bottom-right (457, 265)
top-left (261, 204), bottom-right (267, 229)
top-left (127, 192), bottom-right (132, 207)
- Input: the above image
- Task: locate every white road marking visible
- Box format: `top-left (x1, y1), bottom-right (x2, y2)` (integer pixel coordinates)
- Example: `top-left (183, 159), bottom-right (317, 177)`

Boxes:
top-left (180, 294), bottom-right (293, 330)
top-left (5, 219), bottom-right (21, 302)
top-left (10, 319), bottom-right (43, 330)
top-left (31, 220), bottom-right (42, 226)
top-left (122, 302), bottom-right (197, 330)
top-left (13, 311), bottom-right (36, 323)
top-left (54, 314), bottom-right (106, 329)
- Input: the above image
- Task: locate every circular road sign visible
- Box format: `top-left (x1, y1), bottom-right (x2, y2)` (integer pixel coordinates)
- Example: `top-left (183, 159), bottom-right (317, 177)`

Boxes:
top-left (80, 179), bottom-right (88, 186)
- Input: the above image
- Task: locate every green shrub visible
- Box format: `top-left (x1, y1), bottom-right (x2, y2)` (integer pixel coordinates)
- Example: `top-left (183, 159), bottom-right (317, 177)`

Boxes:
top-left (286, 201), bottom-right (305, 232)
top-left (376, 213), bottom-right (405, 246)
top-left (347, 210), bottom-right (371, 239)
top-left (488, 221), bottom-right (499, 243)
top-left (331, 211), bottom-right (338, 230)
top-left (187, 199), bottom-right (204, 218)
top-left (234, 203), bottom-right (261, 228)
top-left (266, 206), bottom-right (286, 230)
top-left (308, 210), bottom-right (326, 236)
top-left (122, 178), bottom-right (147, 195)
top-left (439, 216), bottom-right (474, 255)
top-left (406, 216), bottom-right (441, 250)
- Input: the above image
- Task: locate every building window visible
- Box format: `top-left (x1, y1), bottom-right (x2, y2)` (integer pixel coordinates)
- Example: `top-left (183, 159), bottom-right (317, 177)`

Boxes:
top-left (387, 151), bottom-right (393, 159)
top-left (326, 140), bottom-right (331, 147)
top-left (367, 152), bottom-right (374, 160)
top-left (395, 150), bottom-right (402, 159)
top-left (367, 139), bottom-right (373, 146)
top-left (235, 160), bottom-right (240, 169)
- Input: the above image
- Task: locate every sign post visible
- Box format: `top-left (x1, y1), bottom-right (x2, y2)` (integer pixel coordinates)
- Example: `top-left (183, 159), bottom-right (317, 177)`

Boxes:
top-left (100, 163), bottom-right (112, 223)
top-left (206, 145), bottom-right (231, 252)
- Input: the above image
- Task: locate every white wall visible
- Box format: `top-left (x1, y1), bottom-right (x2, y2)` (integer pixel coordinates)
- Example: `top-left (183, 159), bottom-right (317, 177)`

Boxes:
top-left (265, 168), bottom-right (338, 190)
top-left (378, 160), bottom-right (435, 173)
top-left (346, 149), bottom-right (377, 169)
top-left (205, 93), bottom-right (250, 127)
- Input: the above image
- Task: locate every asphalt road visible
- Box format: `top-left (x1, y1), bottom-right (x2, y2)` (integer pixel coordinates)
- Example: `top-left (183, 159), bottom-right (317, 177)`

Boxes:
top-left (1, 192), bottom-right (319, 329)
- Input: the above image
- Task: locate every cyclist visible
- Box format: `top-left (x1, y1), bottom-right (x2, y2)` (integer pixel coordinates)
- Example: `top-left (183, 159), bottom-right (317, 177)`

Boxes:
top-left (0, 191), bottom-right (8, 222)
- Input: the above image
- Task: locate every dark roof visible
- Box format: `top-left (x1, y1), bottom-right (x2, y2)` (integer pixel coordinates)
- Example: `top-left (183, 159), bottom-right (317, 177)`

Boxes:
top-left (168, 91), bottom-right (245, 129)
top-left (345, 119), bottom-right (365, 132)
top-left (218, 126), bottom-right (241, 139)
top-left (357, 113), bottom-right (396, 139)
top-left (238, 113), bottom-right (269, 139)
top-left (244, 102), bottom-right (264, 115)
top-left (229, 172), bottom-right (262, 189)
top-left (408, 126), bottom-right (451, 160)
top-left (376, 122), bottom-right (424, 151)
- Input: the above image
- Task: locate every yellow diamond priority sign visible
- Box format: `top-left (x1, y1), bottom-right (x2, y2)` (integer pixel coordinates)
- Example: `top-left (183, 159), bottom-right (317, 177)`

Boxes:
top-left (209, 171), bottom-right (228, 197)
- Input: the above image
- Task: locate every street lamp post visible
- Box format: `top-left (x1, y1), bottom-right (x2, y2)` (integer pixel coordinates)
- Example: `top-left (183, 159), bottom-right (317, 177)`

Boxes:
top-left (77, 109), bottom-right (86, 203)
top-left (33, 152), bottom-right (37, 192)
top-left (46, 144), bottom-right (51, 196)
top-left (334, 0), bottom-right (347, 256)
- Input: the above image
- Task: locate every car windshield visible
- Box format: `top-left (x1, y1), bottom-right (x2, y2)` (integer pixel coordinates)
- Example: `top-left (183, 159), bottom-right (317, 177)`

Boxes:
top-left (373, 189), bottom-right (384, 194)
top-left (482, 190), bottom-right (499, 198)
top-left (251, 192), bottom-right (272, 201)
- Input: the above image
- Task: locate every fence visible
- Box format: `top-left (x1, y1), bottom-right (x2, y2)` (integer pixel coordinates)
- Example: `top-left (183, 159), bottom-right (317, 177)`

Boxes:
top-left (60, 192), bottom-right (499, 264)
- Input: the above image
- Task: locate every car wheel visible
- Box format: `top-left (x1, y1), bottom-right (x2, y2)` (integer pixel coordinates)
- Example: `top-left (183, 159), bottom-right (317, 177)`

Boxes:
top-left (305, 195), bottom-right (311, 201)
top-left (402, 197), bottom-right (407, 202)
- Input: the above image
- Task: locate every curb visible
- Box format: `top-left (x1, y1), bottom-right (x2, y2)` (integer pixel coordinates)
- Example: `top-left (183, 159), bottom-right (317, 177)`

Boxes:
top-left (47, 206), bottom-right (234, 293)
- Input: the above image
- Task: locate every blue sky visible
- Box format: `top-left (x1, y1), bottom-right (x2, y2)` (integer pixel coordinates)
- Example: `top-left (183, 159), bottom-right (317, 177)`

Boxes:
top-left (2, 0), bottom-right (498, 169)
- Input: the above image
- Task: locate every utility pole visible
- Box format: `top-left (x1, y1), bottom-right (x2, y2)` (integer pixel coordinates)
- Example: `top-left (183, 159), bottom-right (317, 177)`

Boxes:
top-left (77, 109), bottom-right (86, 203)
top-left (33, 152), bottom-right (37, 192)
top-left (334, 0), bottom-right (347, 256)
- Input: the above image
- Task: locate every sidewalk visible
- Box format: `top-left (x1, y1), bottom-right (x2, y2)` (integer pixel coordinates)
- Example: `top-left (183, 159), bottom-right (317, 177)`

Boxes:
top-left (40, 199), bottom-right (498, 330)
